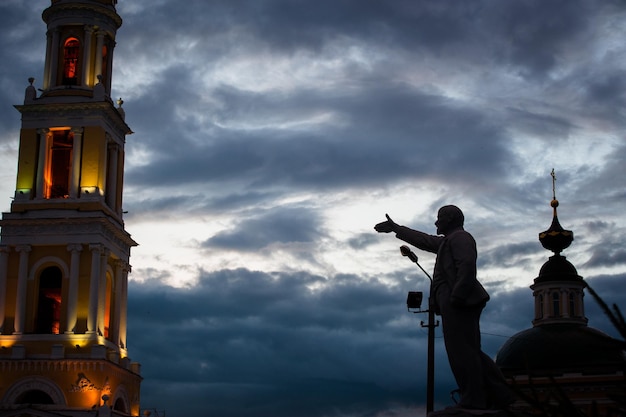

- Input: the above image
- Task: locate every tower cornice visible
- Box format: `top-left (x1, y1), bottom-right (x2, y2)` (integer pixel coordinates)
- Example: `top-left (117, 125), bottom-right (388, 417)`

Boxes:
top-left (0, 215), bottom-right (137, 259)
top-left (15, 101), bottom-right (132, 139)
top-left (43, 1), bottom-right (122, 32)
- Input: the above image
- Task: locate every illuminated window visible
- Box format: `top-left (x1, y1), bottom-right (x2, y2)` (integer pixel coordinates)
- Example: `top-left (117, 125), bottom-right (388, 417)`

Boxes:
top-left (63, 38), bottom-right (80, 85)
top-left (35, 266), bottom-right (63, 334)
top-left (46, 130), bottom-right (73, 199)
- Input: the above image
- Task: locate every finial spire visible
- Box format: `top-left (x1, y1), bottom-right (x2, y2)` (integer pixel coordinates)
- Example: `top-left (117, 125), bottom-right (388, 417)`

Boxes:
top-left (550, 168), bottom-right (559, 217)
top-left (539, 169), bottom-right (573, 255)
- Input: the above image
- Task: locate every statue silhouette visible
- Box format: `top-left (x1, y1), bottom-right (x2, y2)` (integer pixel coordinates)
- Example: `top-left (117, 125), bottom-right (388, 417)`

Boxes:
top-left (376, 206), bottom-right (513, 415)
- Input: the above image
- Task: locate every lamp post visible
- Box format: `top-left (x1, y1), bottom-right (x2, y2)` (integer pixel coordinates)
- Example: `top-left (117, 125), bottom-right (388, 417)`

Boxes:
top-left (401, 245), bottom-right (439, 415)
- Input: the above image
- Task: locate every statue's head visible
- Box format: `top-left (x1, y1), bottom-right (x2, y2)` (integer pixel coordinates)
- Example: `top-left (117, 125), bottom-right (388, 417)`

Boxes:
top-left (436, 205), bottom-right (464, 235)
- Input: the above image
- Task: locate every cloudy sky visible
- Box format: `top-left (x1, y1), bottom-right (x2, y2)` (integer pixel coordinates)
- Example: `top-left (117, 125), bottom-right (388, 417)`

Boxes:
top-left (1, 0), bottom-right (626, 416)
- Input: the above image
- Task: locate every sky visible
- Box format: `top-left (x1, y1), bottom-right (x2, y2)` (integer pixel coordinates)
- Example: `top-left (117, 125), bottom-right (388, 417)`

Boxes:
top-left (0, 1), bottom-right (625, 416)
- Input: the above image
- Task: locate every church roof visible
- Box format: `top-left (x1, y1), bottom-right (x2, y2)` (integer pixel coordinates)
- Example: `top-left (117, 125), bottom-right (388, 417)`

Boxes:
top-left (534, 253), bottom-right (582, 284)
top-left (496, 323), bottom-right (626, 376)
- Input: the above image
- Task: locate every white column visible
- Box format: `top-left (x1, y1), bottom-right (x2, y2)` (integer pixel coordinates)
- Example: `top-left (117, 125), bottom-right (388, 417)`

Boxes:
top-left (70, 127), bottom-right (83, 198)
top-left (118, 262), bottom-right (130, 349)
top-left (578, 290), bottom-right (587, 320)
top-left (87, 244), bottom-right (103, 334)
top-left (82, 25), bottom-right (94, 86)
top-left (543, 289), bottom-right (550, 319)
top-left (13, 245), bottom-right (31, 335)
top-left (47, 29), bottom-right (60, 88)
top-left (104, 38), bottom-right (116, 93)
top-left (35, 129), bottom-right (50, 199)
top-left (95, 31), bottom-right (105, 84)
top-left (111, 259), bottom-right (124, 347)
top-left (97, 248), bottom-right (110, 337)
top-left (0, 246), bottom-right (10, 333)
top-left (65, 244), bottom-right (82, 333)
top-left (563, 289), bottom-right (571, 318)
top-left (43, 31), bottom-right (52, 90)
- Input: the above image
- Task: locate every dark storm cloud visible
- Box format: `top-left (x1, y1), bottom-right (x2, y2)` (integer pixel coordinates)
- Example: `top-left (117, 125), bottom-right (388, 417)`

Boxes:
top-left (584, 273), bottom-right (626, 340)
top-left (118, 0), bottom-right (607, 79)
top-left (202, 205), bottom-right (324, 251)
top-left (479, 241), bottom-right (542, 270)
top-left (123, 190), bottom-right (284, 221)
top-left (114, 0), bottom-right (624, 224)
top-left (584, 73), bottom-right (626, 111)
top-left (571, 144), bottom-right (626, 209)
top-left (0, 1), bottom-right (46, 143)
top-left (506, 107), bottom-right (574, 139)
top-left (126, 84), bottom-right (510, 194)
top-left (584, 247), bottom-right (626, 269)
top-left (127, 268), bottom-right (434, 417)
top-left (127, 266), bottom-right (557, 417)
top-left (488, 0), bottom-right (594, 77)
top-left (348, 233), bottom-right (379, 250)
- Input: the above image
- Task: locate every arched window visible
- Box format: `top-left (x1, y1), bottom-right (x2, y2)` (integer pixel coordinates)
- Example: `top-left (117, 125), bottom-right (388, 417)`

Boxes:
top-left (114, 397), bottom-right (127, 413)
top-left (63, 38), bottom-right (80, 85)
top-left (35, 266), bottom-right (63, 334)
top-left (16, 390), bottom-right (55, 404)
top-left (46, 129), bottom-right (73, 199)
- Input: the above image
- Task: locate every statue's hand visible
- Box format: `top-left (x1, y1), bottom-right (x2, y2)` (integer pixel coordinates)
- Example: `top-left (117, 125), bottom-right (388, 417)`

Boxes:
top-left (374, 214), bottom-right (398, 233)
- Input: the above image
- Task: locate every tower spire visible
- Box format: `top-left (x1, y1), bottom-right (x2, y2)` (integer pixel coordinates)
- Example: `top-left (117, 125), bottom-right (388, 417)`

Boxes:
top-left (532, 169), bottom-right (586, 326)
top-left (539, 168), bottom-right (573, 255)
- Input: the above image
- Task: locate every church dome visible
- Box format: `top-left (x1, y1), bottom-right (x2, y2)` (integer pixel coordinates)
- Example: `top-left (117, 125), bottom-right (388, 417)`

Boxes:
top-left (534, 254), bottom-right (582, 284)
top-left (496, 323), bottom-right (626, 376)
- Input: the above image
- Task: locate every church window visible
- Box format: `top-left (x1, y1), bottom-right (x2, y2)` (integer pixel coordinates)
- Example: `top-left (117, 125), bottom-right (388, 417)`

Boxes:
top-left (35, 266), bottom-right (63, 334)
top-left (15, 390), bottom-right (54, 405)
top-left (63, 38), bottom-right (80, 85)
top-left (114, 397), bottom-right (127, 413)
top-left (45, 129), bottom-right (73, 199)
top-left (537, 294), bottom-right (544, 319)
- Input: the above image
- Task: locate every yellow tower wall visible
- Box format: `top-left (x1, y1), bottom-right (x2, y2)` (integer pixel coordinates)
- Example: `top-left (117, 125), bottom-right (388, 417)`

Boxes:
top-left (15, 128), bottom-right (38, 196)
top-left (81, 126), bottom-right (107, 195)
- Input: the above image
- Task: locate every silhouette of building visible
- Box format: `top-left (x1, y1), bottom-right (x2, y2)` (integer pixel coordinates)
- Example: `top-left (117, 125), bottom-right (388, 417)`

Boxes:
top-left (0, 1), bottom-right (141, 416)
top-left (496, 188), bottom-right (626, 415)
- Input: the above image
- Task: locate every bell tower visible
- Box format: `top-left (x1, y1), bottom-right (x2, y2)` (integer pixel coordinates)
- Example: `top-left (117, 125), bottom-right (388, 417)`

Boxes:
top-left (0, 1), bottom-right (141, 416)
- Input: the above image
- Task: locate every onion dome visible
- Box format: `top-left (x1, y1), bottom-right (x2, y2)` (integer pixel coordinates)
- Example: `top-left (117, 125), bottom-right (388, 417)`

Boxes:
top-left (538, 198), bottom-right (573, 255)
top-left (538, 170), bottom-right (573, 255)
